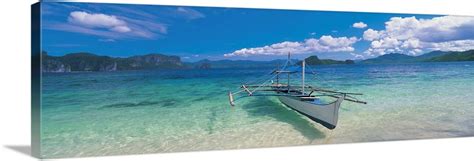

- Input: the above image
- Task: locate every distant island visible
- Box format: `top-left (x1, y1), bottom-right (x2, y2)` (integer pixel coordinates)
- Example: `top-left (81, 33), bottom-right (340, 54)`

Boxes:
top-left (42, 52), bottom-right (183, 72)
top-left (41, 49), bottom-right (474, 72)
top-left (360, 50), bottom-right (474, 64)
top-left (41, 52), bottom-right (300, 72)
top-left (190, 59), bottom-right (298, 69)
top-left (300, 55), bottom-right (354, 65)
top-left (426, 50), bottom-right (474, 62)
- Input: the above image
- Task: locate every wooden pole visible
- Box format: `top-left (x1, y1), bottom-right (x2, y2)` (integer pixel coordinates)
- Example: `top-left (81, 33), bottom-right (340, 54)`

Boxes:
top-left (276, 64), bottom-right (279, 84)
top-left (287, 52), bottom-right (290, 62)
top-left (276, 74), bottom-right (279, 84)
top-left (287, 73), bottom-right (290, 93)
top-left (241, 85), bottom-right (253, 96)
top-left (287, 52), bottom-right (290, 93)
top-left (302, 59), bottom-right (305, 95)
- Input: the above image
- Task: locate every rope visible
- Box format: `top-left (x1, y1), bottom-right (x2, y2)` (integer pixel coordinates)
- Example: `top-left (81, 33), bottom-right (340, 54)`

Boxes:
top-left (243, 68), bottom-right (276, 85)
top-left (233, 57), bottom-right (341, 98)
top-left (231, 59), bottom-right (289, 95)
top-left (249, 61), bottom-right (289, 93)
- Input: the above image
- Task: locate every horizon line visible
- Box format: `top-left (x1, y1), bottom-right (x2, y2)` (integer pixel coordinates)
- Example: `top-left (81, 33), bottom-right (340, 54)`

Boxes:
top-left (41, 49), bottom-right (473, 62)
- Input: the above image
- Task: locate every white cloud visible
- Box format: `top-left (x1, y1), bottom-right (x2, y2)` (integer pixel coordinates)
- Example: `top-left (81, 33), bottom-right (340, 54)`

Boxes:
top-left (401, 38), bottom-right (421, 49)
top-left (176, 7), bottom-right (205, 19)
top-left (224, 35), bottom-right (358, 57)
top-left (353, 22), bottom-right (368, 28)
top-left (363, 16), bottom-right (474, 56)
top-left (319, 36), bottom-right (358, 48)
top-left (424, 40), bottom-right (474, 51)
top-left (387, 16), bottom-right (474, 42)
top-left (350, 53), bottom-right (364, 59)
top-left (110, 26), bottom-right (131, 33)
top-left (370, 37), bottom-right (400, 49)
top-left (68, 11), bottom-right (131, 33)
top-left (363, 29), bottom-right (381, 41)
top-left (46, 11), bottom-right (169, 39)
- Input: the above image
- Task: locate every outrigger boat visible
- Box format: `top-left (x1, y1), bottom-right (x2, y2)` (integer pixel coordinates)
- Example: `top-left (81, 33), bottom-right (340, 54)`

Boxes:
top-left (228, 53), bottom-right (366, 129)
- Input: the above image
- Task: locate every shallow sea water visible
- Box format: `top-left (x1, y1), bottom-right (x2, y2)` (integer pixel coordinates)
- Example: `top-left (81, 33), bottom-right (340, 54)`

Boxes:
top-left (41, 62), bottom-right (474, 158)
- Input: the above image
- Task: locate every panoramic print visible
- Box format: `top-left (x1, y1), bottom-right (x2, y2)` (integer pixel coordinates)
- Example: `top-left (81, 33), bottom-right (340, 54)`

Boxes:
top-left (36, 2), bottom-right (474, 158)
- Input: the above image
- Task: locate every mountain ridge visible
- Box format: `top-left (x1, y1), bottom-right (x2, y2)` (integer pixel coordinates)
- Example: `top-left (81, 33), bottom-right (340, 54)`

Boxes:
top-left (186, 58), bottom-right (299, 69)
top-left (359, 50), bottom-right (474, 64)
top-left (301, 55), bottom-right (354, 65)
top-left (42, 52), bottom-right (183, 72)
top-left (42, 49), bottom-right (474, 72)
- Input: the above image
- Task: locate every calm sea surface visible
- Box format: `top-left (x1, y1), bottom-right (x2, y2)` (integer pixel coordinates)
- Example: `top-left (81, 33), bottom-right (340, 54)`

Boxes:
top-left (41, 62), bottom-right (474, 158)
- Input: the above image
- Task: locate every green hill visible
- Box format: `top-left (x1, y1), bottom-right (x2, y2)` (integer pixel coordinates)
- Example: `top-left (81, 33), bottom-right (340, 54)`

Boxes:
top-left (360, 53), bottom-right (416, 64)
top-left (359, 50), bottom-right (474, 64)
top-left (301, 55), bottom-right (354, 65)
top-left (426, 50), bottom-right (474, 62)
top-left (42, 52), bottom-right (183, 72)
top-left (187, 59), bottom-right (298, 69)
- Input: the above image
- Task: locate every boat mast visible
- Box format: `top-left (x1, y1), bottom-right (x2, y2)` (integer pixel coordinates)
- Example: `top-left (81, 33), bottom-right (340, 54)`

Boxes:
top-left (276, 64), bottom-right (279, 84)
top-left (302, 59), bottom-right (305, 95)
top-left (287, 52), bottom-right (290, 93)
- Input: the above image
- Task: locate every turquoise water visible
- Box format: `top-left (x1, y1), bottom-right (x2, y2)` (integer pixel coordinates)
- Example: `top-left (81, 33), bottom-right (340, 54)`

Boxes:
top-left (41, 62), bottom-right (474, 158)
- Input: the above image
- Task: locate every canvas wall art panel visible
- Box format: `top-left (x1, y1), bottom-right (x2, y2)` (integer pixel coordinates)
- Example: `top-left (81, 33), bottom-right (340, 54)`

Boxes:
top-left (31, 1), bottom-right (474, 158)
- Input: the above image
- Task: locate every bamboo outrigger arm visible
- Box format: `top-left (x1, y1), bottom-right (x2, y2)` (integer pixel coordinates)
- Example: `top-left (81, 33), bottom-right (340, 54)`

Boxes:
top-left (308, 86), bottom-right (364, 95)
top-left (228, 92), bottom-right (235, 106)
top-left (228, 86), bottom-right (367, 106)
top-left (241, 85), bottom-right (253, 96)
top-left (325, 94), bottom-right (367, 104)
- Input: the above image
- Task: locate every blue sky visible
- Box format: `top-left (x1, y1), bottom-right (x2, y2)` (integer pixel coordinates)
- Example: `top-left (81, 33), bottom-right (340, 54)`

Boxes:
top-left (41, 2), bottom-right (474, 61)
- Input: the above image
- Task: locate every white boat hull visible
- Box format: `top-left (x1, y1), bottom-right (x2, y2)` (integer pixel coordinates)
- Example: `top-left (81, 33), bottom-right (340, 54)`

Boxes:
top-left (278, 95), bottom-right (345, 129)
